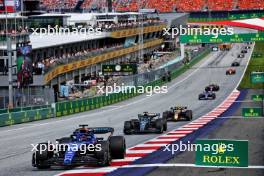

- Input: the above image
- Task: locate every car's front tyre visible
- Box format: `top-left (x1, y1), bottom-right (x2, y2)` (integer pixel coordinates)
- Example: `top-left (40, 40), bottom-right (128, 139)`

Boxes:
top-left (33, 143), bottom-right (53, 169)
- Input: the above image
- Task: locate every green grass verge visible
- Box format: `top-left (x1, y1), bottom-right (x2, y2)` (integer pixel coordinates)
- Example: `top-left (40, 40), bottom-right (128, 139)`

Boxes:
top-left (238, 42), bottom-right (264, 89)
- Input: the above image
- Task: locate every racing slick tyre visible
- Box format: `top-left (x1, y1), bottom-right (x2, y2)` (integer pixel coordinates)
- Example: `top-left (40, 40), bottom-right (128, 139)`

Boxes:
top-left (162, 111), bottom-right (169, 119)
top-left (109, 136), bottom-right (126, 159)
top-left (155, 119), bottom-right (164, 134)
top-left (185, 110), bottom-right (193, 121)
top-left (205, 87), bottom-right (211, 92)
top-left (124, 121), bottom-right (132, 134)
top-left (163, 120), bottom-right (167, 131)
top-left (33, 143), bottom-right (53, 169)
top-left (131, 119), bottom-right (138, 126)
top-left (95, 141), bottom-right (111, 166)
top-left (212, 93), bottom-right (216, 99)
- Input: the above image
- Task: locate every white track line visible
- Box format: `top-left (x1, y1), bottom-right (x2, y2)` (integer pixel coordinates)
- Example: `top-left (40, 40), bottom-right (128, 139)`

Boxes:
top-left (135, 143), bottom-right (168, 147)
top-left (126, 150), bottom-right (156, 154)
top-left (164, 134), bottom-right (187, 138)
top-left (112, 157), bottom-right (141, 162)
top-left (56, 167), bottom-right (118, 175)
top-left (220, 116), bottom-right (264, 119)
top-left (120, 163), bottom-right (264, 169)
top-left (147, 138), bottom-right (177, 142)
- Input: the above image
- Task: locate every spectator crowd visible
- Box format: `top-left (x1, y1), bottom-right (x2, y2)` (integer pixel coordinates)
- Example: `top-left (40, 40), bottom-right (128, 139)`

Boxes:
top-left (40, 0), bottom-right (264, 13)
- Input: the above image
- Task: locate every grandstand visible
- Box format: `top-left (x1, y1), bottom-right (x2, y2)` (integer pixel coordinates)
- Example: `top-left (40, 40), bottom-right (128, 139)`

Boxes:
top-left (0, 12), bottom-right (188, 107)
top-left (237, 0), bottom-right (264, 10)
top-left (40, 0), bottom-right (264, 12)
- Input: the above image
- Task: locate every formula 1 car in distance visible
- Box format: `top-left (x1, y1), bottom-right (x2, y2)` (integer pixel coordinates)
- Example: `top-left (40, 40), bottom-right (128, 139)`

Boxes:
top-left (244, 46), bottom-right (251, 50)
top-left (226, 68), bottom-right (236, 75)
top-left (231, 61), bottom-right (240, 67)
top-left (32, 125), bottom-right (126, 169)
top-left (241, 50), bottom-right (248, 54)
top-left (205, 84), bottom-right (220, 92)
top-left (237, 53), bottom-right (245, 58)
top-left (198, 91), bottom-right (216, 100)
top-left (163, 106), bottom-right (193, 121)
top-left (124, 112), bottom-right (167, 134)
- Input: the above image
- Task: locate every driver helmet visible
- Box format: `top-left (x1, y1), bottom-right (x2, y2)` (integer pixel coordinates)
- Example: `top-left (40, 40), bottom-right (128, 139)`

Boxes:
top-left (80, 134), bottom-right (87, 141)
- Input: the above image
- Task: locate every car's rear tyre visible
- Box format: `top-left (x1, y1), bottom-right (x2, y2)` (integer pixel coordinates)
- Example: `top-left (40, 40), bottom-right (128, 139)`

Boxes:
top-left (162, 111), bottom-right (169, 119)
top-left (163, 121), bottom-right (167, 131)
top-left (186, 110), bottom-right (193, 121)
top-left (131, 119), bottom-right (138, 128)
top-left (124, 121), bottom-right (132, 134)
top-left (109, 136), bottom-right (126, 159)
top-left (95, 141), bottom-right (111, 166)
top-left (155, 119), bottom-right (164, 134)
top-left (212, 94), bottom-right (216, 99)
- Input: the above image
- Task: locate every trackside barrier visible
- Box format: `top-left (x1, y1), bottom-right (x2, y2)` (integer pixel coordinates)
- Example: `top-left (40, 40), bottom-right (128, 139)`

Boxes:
top-left (0, 108), bottom-right (54, 127)
top-left (0, 104), bottom-right (51, 115)
top-left (188, 12), bottom-right (264, 22)
top-left (55, 48), bottom-right (210, 117)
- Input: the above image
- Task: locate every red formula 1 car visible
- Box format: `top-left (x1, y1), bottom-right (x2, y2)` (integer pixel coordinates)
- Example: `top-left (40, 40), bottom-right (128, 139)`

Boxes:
top-left (226, 68), bottom-right (236, 75)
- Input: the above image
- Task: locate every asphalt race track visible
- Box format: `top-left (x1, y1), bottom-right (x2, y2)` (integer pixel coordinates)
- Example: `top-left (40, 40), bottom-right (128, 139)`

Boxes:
top-left (0, 43), bottom-right (252, 176)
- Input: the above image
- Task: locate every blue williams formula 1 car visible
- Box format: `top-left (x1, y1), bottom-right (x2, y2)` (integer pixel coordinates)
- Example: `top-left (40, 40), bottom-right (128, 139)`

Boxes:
top-left (198, 91), bottom-right (216, 100)
top-left (32, 125), bottom-right (126, 169)
top-left (123, 112), bottom-right (167, 134)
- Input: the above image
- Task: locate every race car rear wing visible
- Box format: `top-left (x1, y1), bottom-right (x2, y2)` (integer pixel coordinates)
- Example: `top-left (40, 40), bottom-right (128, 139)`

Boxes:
top-left (77, 125), bottom-right (114, 134)
top-left (174, 106), bottom-right (187, 110)
top-left (138, 112), bottom-right (160, 117)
